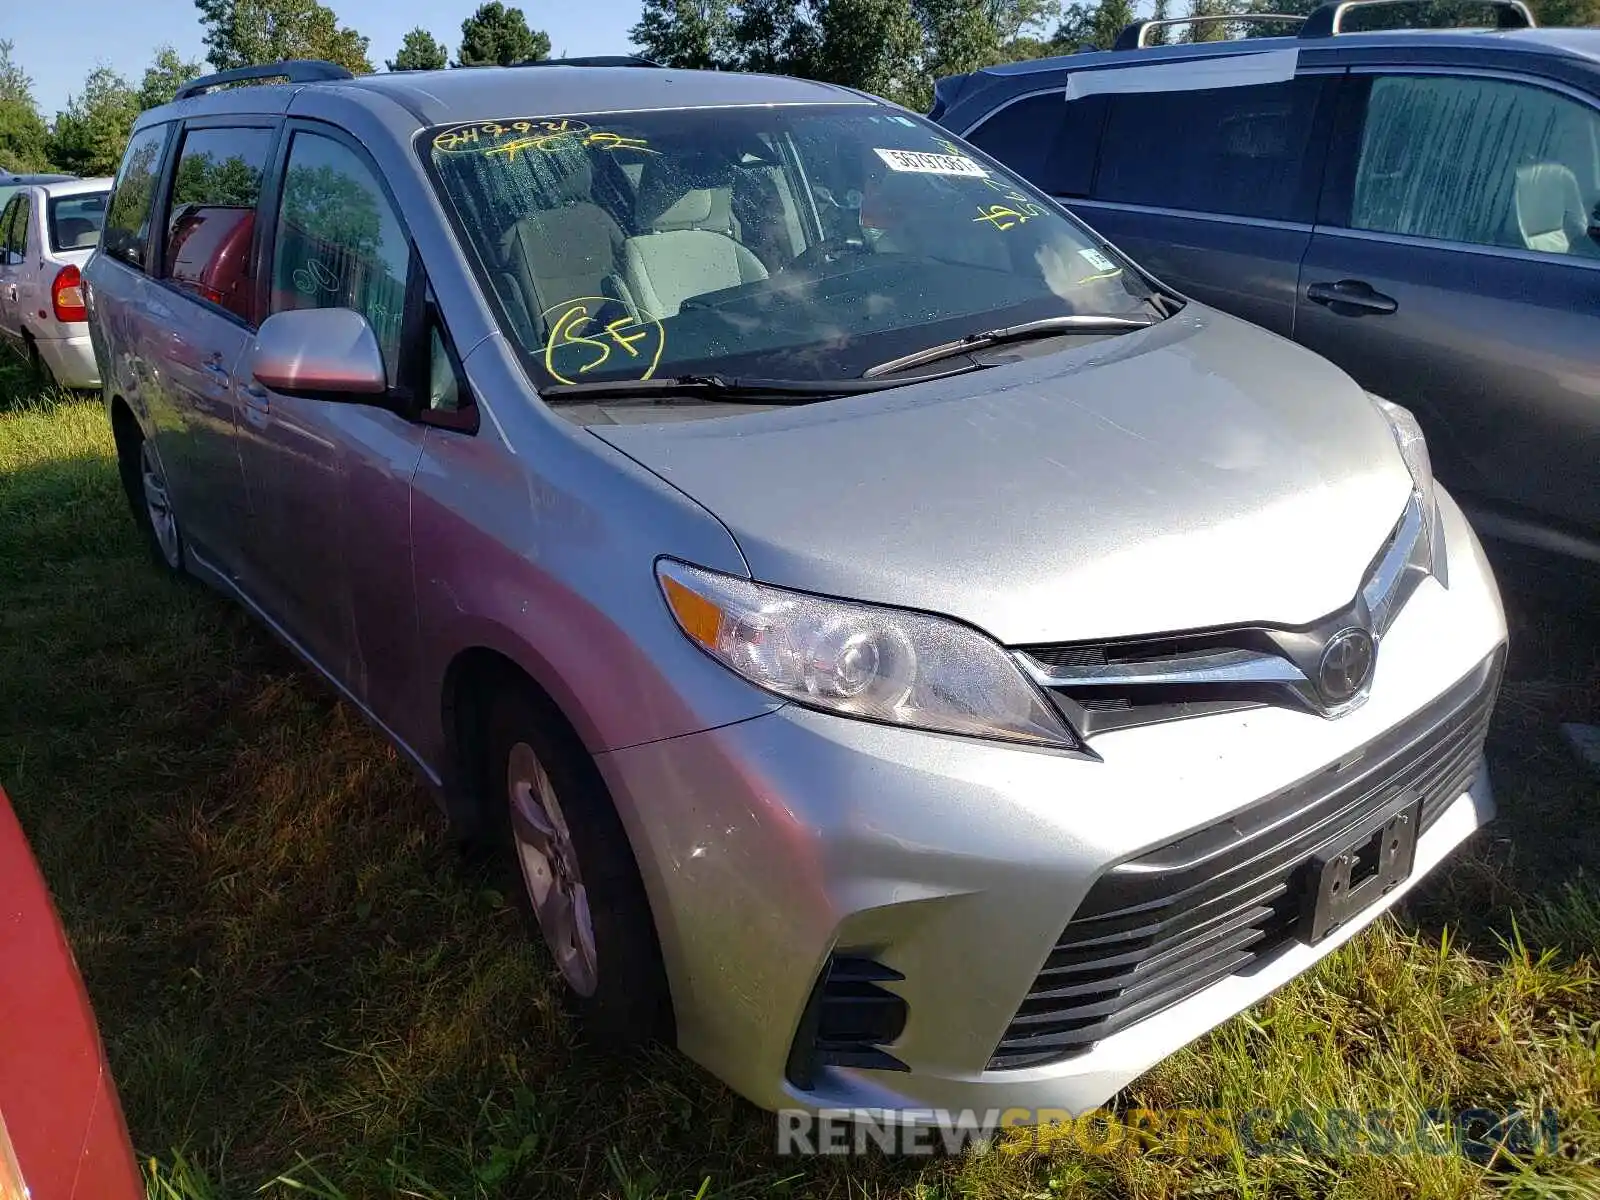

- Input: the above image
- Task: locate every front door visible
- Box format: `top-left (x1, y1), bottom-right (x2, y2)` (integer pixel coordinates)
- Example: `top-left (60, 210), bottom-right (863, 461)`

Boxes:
top-left (238, 123), bottom-right (426, 716)
top-left (146, 122), bottom-right (278, 576)
top-left (1296, 70), bottom-right (1600, 536)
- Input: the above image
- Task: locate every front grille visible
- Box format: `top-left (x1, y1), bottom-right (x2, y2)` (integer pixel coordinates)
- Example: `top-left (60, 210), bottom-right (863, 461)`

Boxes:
top-left (989, 648), bottom-right (1503, 1071)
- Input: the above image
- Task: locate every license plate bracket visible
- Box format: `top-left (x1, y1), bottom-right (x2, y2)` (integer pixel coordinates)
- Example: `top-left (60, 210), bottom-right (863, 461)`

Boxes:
top-left (1298, 795), bottom-right (1421, 945)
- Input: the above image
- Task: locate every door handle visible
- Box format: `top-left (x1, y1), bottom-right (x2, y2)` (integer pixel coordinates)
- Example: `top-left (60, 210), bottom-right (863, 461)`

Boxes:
top-left (241, 380), bottom-right (271, 412)
top-left (1306, 280), bottom-right (1398, 316)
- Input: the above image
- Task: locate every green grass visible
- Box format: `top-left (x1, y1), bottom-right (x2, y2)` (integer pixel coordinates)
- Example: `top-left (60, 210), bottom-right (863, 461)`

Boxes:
top-left (1, 354), bottom-right (1597, 1198)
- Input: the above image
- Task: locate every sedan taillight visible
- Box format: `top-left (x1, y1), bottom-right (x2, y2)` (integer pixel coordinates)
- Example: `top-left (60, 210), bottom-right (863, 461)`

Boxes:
top-left (52, 264), bottom-right (87, 323)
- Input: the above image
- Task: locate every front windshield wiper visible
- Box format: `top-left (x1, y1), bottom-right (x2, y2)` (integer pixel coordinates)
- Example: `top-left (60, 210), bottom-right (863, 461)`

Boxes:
top-left (862, 313), bottom-right (1159, 379)
top-left (540, 366), bottom-right (980, 405)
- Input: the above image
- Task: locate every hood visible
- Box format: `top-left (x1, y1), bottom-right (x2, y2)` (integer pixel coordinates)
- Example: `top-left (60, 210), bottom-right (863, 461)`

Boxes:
top-left (593, 309), bottom-right (1414, 645)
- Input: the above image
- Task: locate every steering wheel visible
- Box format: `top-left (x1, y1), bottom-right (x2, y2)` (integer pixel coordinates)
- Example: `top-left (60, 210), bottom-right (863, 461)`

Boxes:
top-left (783, 237), bottom-right (872, 274)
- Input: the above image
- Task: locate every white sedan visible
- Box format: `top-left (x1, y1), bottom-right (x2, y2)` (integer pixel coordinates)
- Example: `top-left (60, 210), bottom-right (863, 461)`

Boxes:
top-left (0, 176), bottom-right (111, 389)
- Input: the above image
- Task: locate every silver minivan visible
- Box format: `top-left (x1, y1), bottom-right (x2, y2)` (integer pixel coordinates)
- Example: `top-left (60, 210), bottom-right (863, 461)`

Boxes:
top-left (85, 57), bottom-right (1506, 1119)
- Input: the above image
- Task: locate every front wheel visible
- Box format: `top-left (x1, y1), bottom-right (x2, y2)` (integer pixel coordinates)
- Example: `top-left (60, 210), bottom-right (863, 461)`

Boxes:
top-left (487, 687), bottom-right (671, 1044)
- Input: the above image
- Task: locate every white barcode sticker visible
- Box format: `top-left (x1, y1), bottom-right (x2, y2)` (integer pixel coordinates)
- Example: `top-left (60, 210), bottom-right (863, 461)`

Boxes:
top-left (1078, 247), bottom-right (1117, 272)
top-left (874, 148), bottom-right (989, 178)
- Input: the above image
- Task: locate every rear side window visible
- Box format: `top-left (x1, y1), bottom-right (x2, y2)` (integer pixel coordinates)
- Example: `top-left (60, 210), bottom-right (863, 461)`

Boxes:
top-left (269, 131), bottom-right (412, 385)
top-left (48, 192), bottom-right (109, 252)
top-left (164, 126), bottom-right (274, 322)
top-left (966, 92), bottom-right (1108, 197)
top-left (7, 196), bottom-right (31, 257)
top-left (1349, 74), bottom-right (1600, 258)
top-left (104, 124), bottom-right (171, 269)
top-left (0, 196), bottom-right (23, 260)
top-left (0, 197), bottom-right (15, 259)
top-left (1094, 77), bottom-right (1325, 221)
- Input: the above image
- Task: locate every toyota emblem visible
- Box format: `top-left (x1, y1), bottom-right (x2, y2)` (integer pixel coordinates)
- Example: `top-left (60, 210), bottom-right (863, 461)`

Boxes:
top-left (1317, 627), bottom-right (1376, 706)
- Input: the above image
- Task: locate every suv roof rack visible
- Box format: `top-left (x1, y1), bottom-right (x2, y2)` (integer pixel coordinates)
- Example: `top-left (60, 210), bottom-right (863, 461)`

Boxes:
top-left (1297, 0), bottom-right (1536, 37)
top-left (174, 59), bottom-right (354, 101)
top-left (1114, 13), bottom-right (1306, 50)
top-left (515, 55), bottom-right (661, 68)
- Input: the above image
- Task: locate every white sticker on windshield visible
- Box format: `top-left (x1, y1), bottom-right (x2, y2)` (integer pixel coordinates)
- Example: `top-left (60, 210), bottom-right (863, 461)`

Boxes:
top-left (874, 148), bottom-right (989, 178)
top-left (1078, 247), bottom-right (1117, 272)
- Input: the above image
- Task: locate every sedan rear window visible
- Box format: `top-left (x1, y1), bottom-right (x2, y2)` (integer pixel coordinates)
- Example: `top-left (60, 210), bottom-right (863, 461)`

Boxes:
top-left (48, 191), bottom-right (109, 252)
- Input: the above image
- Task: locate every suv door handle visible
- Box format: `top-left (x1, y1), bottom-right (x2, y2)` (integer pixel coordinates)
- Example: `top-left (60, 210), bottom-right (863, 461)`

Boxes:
top-left (1306, 280), bottom-right (1398, 316)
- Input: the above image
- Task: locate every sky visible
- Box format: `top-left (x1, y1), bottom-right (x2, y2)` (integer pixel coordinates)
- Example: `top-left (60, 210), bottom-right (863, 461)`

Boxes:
top-left (4, 0), bottom-right (642, 117)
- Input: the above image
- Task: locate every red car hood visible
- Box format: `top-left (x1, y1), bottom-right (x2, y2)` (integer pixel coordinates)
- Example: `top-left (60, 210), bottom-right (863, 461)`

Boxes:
top-left (0, 787), bottom-right (140, 1200)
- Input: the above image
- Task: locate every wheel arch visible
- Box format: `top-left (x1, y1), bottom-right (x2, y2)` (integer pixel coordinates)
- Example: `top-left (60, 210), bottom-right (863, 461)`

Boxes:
top-left (438, 642), bottom-right (681, 1040)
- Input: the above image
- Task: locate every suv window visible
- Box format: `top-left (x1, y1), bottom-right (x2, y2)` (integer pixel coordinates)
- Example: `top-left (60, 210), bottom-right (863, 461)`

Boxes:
top-left (164, 126), bottom-right (273, 322)
top-left (1349, 74), bottom-right (1600, 258)
top-left (104, 123), bottom-right (171, 269)
top-left (966, 92), bottom-right (1108, 198)
top-left (1094, 78), bottom-right (1325, 221)
top-left (269, 131), bottom-right (411, 385)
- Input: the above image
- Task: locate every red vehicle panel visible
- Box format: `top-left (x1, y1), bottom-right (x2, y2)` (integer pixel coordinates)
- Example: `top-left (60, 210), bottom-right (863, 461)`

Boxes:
top-left (0, 786), bottom-right (141, 1200)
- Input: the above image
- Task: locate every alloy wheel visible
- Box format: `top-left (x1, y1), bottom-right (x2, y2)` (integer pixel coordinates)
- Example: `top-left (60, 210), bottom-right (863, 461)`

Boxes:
top-left (140, 442), bottom-right (181, 569)
top-left (507, 741), bottom-right (599, 996)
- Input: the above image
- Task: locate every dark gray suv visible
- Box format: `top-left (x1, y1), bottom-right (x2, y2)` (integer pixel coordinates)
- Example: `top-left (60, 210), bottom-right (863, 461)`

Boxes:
top-left (935, 2), bottom-right (1600, 568)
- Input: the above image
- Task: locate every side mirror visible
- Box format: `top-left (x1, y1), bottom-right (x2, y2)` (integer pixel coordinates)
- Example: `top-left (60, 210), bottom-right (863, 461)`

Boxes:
top-left (249, 308), bottom-right (387, 401)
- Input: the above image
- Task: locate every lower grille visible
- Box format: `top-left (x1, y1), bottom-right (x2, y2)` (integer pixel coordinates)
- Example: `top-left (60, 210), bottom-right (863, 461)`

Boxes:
top-left (786, 955), bottom-right (909, 1089)
top-left (989, 648), bottom-right (1503, 1071)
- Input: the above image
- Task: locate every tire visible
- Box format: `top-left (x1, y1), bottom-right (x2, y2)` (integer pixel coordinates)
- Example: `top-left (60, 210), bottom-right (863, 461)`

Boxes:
top-left (486, 685), bottom-right (672, 1045)
top-left (115, 420), bottom-right (185, 574)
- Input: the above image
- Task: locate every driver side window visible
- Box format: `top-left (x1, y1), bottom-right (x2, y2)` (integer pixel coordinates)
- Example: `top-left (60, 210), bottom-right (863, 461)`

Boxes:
top-left (270, 131), bottom-right (411, 383)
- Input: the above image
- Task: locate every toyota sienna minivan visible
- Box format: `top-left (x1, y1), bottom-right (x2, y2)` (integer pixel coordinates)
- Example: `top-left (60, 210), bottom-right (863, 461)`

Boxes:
top-left (84, 56), bottom-right (1506, 1119)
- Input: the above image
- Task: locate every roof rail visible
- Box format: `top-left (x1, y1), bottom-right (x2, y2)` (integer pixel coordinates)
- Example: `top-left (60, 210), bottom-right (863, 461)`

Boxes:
top-left (174, 59), bottom-right (354, 101)
top-left (515, 55), bottom-right (662, 68)
top-left (1114, 13), bottom-right (1307, 49)
top-left (1298, 0), bottom-right (1535, 37)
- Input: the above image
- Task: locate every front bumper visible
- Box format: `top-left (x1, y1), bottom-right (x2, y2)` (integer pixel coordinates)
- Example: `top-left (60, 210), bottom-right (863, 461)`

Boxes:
top-left (597, 491), bottom-right (1506, 1115)
top-left (33, 331), bottom-right (98, 390)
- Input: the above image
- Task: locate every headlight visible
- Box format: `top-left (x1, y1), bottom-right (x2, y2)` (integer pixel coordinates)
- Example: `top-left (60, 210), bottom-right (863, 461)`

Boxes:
top-left (1370, 394), bottom-right (1439, 563)
top-left (657, 559), bottom-right (1078, 748)
top-left (1364, 395), bottom-right (1446, 630)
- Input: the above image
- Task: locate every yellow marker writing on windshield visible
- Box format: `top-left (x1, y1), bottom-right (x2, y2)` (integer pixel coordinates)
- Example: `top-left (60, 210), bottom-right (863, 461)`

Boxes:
top-left (541, 298), bottom-right (665, 387)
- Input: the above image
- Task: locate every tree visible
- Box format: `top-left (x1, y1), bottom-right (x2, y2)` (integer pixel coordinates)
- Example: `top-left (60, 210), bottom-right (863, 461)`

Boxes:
top-left (194, 0), bottom-right (374, 74)
top-left (387, 27), bottom-right (449, 71)
top-left (983, 0), bottom-right (1060, 42)
top-left (919, 0), bottom-right (1003, 79)
top-left (815, 0), bottom-right (925, 103)
top-left (138, 46), bottom-right (205, 110)
top-left (50, 67), bottom-right (141, 177)
top-left (1049, 3), bottom-right (1096, 51)
top-left (455, 3), bottom-right (550, 66)
top-left (0, 40), bottom-right (49, 172)
top-left (630, 0), bottom-right (734, 69)
top-left (731, 0), bottom-right (823, 75)
top-left (1185, 0), bottom-right (1226, 41)
top-left (1146, 0), bottom-right (1171, 44)
top-left (1089, 0), bottom-right (1136, 46)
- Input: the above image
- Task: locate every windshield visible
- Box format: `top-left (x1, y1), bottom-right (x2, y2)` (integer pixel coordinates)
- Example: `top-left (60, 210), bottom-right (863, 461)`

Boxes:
top-left (48, 190), bottom-right (109, 252)
top-left (425, 104), bottom-right (1153, 388)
